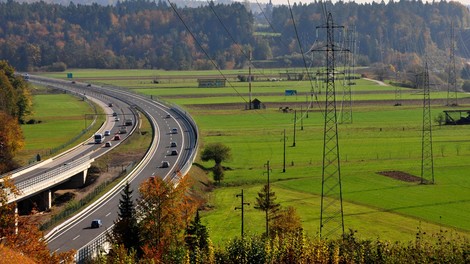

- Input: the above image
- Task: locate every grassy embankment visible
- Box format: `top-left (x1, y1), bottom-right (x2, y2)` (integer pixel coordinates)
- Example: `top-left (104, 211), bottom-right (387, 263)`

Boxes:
top-left (42, 69), bottom-right (470, 245)
top-left (16, 85), bottom-right (105, 165)
top-left (18, 83), bottom-right (154, 230)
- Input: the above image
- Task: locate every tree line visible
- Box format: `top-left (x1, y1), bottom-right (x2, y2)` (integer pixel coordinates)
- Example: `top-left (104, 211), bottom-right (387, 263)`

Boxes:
top-left (0, 60), bottom-right (32, 174)
top-left (0, 0), bottom-right (469, 72)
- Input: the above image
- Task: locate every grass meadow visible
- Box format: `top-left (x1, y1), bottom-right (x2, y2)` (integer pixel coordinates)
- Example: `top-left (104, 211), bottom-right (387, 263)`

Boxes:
top-left (42, 69), bottom-right (470, 245)
top-left (17, 90), bottom-right (102, 165)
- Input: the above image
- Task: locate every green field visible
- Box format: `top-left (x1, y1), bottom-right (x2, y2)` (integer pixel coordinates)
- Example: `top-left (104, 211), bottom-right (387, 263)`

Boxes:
top-left (17, 92), bottom-right (101, 164)
top-left (41, 69), bottom-right (470, 244)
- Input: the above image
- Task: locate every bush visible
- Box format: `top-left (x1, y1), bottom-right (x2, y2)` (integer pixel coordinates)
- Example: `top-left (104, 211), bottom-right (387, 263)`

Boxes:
top-left (462, 80), bottom-right (470, 92)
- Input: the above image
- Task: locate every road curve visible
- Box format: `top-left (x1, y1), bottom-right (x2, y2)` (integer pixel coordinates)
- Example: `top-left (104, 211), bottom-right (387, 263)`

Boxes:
top-left (4, 80), bottom-right (138, 204)
top-left (29, 76), bottom-right (198, 255)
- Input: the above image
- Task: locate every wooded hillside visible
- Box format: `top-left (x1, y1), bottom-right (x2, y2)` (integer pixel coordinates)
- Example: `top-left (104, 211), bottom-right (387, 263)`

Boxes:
top-left (1, 0), bottom-right (469, 71)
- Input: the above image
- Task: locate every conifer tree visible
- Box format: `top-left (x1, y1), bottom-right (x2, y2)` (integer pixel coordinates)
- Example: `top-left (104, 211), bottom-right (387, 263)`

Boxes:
top-left (185, 210), bottom-right (210, 264)
top-left (110, 182), bottom-right (141, 256)
top-left (255, 184), bottom-right (281, 236)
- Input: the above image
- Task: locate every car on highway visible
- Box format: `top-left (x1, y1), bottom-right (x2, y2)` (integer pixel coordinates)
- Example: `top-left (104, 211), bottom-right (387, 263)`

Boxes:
top-left (161, 161), bottom-right (170, 168)
top-left (119, 126), bottom-right (127, 134)
top-left (166, 114), bottom-right (171, 118)
top-left (112, 112), bottom-right (117, 117)
top-left (171, 128), bottom-right (178, 134)
top-left (104, 130), bottom-right (111, 136)
top-left (114, 117), bottom-right (120, 122)
top-left (108, 103), bottom-right (113, 107)
top-left (113, 135), bottom-right (121, 140)
top-left (170, 142), bottom-right (177, 147)
top-left (91, 219), bottom-right (102, 228)
top-left (169, 150), bottom-right (178, 156)
top-left (105, 142), bottom-right (112, 147)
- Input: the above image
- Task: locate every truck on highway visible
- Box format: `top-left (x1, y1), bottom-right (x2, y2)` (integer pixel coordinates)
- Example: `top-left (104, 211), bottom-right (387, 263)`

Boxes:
top-left (94, 133), bottom-right (104, 144)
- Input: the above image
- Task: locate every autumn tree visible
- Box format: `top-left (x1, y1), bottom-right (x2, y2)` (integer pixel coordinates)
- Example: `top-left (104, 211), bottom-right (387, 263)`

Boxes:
top-left (137, 176), bottom-right (198, 263)
top-left (0, 111), bottom-right (24, 173)
top-left (0, 176), bottom-right (19, 237)
top-left (269, 206), bottom-right (302, 238)
top-left (0, 177), bottom-right (74, 263)
top-left (254, 184), bottom-right (280, 237)
top-left (0, 60), bottom-right (32, 123)
top-left (108, 182), bottom-right (141, 258)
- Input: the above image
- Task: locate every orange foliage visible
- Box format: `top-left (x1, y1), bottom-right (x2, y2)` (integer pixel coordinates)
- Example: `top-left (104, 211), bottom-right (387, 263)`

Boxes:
top-left (138, 176), bottom-right (199, 261)
top-left (0, 178), bottom-right (75, 263)
top-left (0, 176), bottom-right (19, 238)
top-left (0, 244), bottom-right (36, 264)
top-left (4, 217), bottom-right (75, 263)
top-left (0, 111), bottom-right (24, 173)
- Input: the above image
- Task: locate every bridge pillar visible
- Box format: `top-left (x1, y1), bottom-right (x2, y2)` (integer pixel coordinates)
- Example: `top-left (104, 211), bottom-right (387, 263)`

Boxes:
top-left (66, 169), bottom-right (88, 188)
top-left (37, 189), bottom-right (52, 211)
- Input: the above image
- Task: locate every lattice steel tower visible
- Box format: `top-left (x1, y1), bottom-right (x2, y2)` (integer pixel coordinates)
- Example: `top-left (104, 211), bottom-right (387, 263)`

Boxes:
top-left (341, 26), bottom-right (355, 124)
top-left (446, 22), bottom-right (458, 107)
top-left (421, 62), bottom-right (435, 184)
top-left (313, 12), bottom-right (345, 239)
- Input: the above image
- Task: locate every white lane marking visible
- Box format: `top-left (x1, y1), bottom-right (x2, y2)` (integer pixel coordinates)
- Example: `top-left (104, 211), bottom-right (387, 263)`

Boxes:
top-left (73, 235), bottom-right (80, 240)
top-left (106, 212), bottom-right (111, 217)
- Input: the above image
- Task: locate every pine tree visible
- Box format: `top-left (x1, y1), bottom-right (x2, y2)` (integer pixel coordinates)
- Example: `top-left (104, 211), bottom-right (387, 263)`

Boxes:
top-left (185, 210), bottom-right (210, 263)
top-left (255, 184), bottom-right (281, 237)
top-left (110, 182), bottom-right (141, 256)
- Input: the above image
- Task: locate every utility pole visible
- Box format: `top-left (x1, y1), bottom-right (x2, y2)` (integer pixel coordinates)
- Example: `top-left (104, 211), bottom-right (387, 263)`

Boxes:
top-left (312, 12), bottom-right (345, 239)
top-left (301, 106), bottom-right (304, 130)
top-left (283, 129), bottom-right (286, 173)
top-left (264, 161), bottom-right (271, 237)
top-left (235, 189), bottom-right (250, 238)
top-left (394, 50), bottom-right (402, 106)
top-left (293, 110), bottom-right (297, 147)
top-left (421, 62), bottom-right (435, 184)
top-left (249, 50), bottom-right (253, 110)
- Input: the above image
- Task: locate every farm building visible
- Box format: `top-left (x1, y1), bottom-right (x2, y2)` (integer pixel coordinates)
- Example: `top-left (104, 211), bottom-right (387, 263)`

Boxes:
top-left (197, 78), bottom-right (226, 88)
top-left (247, 98), bottom-right (265, 110)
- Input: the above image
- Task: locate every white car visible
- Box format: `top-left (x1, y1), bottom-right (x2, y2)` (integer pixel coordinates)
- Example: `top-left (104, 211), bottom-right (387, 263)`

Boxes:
top-left (104, 130), bottom-right (111, 136)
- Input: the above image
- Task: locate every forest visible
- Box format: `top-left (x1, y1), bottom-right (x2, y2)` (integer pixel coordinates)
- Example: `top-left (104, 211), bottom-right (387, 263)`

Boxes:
top-left (0, 0), bottom-right (470, 72)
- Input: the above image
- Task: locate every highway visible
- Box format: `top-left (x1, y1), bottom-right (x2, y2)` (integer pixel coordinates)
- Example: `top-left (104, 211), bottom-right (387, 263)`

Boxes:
top-left (28, 76), bottom-right (198, 256)
top-left (4, 83), bottom-right (138, 204)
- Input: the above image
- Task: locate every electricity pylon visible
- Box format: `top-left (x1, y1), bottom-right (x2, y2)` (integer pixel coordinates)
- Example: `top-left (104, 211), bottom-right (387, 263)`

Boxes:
top-left (421, 62), bottom-right (434, 184)
top-left (446, 22), bottom-right (458, 107)
top-left (312, 12), bottom-right (345, 239)
top-left (340, 26), bottom-right (355, 124)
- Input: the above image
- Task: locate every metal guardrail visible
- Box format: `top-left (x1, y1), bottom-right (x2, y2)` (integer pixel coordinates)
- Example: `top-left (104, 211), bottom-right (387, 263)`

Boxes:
top-left (14, 156), bottom-right (91, 190)
top-left (74, 96), bottom-right (199, 264)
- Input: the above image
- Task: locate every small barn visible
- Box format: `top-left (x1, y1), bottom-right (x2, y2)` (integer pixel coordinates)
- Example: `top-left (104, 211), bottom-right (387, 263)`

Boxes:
top-left (248, 98), bottom-right (265, 110)
top-left (197, 78), bottom-right (226, 88)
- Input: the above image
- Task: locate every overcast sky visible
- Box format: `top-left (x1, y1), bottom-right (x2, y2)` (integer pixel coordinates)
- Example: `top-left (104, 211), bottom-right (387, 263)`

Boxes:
top-left (265, 0), bottom-right (470, 6)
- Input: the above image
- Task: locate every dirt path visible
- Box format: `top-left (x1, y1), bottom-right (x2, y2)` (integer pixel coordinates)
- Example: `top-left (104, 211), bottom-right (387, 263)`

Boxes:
top-left (363, 77), bottom-right (390, 86)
